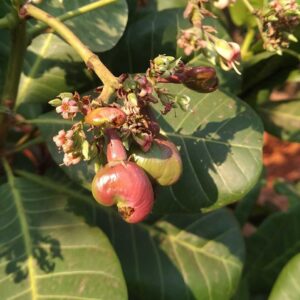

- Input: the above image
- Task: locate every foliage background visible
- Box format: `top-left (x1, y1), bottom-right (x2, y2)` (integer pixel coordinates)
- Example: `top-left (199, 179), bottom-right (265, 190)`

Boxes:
top-left (0, 0), bottom-right (299, 299)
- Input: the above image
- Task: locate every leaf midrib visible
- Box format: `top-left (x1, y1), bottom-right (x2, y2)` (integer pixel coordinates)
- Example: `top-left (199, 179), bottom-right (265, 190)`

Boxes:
top-left (6, 169), bottom-right (37, 299)
top-left (18, 170), bottom-right (241, 269)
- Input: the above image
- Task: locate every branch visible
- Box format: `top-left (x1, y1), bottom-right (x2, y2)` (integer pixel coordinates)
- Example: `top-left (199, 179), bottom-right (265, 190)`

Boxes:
top-left (22, 4), bottom-right (120, 99)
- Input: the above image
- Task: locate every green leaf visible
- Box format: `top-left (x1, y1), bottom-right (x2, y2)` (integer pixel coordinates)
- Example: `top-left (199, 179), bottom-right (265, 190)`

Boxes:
top-left (256, 99), bottom-right (300, 142)
top-left (242, 52), bottom-right (299, 94)
top-left (246, 205), bottom-right (300, 294)
top-left (156, 0), bottom-right (187, 10)
top-left (18, 169), bottom-right (245, 300)
top-left (97, 208), bottom-right (245, 300)
top-left (33, 0), bottom-right (128, 52)
top-left (15, 33), bottom-right (96, 109)
top-left (229, 0), bottom-right (263, 27)
top-left (134, 0), bottom-right (190, 16)
top-left (287, 69), bottom-right (300, 83)
top-left (101, 7), bottom-right (240, 94)
top-left (0, 0), bottom-right (11, 18)
top-left (232, 277), bottom-right (250, 300)
top-left (153, 86), bottom-right (263, 213)
top-left (101, 8), bottom-right (189, 74)
top-left (0, 165), bottom-right (127, 299)
top-left (235, 172), bottom-right (265, 226)
top-left (34, 86), bottom-right (263, 213)
top-left (274, 179), bottom-right (300, 208)
top-left (269, 253), bottom-right (300, 300)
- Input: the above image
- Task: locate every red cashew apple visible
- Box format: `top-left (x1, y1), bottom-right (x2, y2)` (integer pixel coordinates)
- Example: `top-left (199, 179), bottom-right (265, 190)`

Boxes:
top-left (85, 107), bottom-right (126, 127)
top-left (133, 138), bottom-right (183, 186)
top-left (92, 162), bottom-right (154, 223)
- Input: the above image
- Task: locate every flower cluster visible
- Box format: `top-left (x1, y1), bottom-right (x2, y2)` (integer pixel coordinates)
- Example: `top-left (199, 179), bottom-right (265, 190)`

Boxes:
top-left (259, 0), bottom-right (300, 54)
top-left (52, 129), bottom-right (81, 166)
top-left (50, 55), bottom-right (219, 222)
top-left (50, 55), bottom-right (218, 165)
top-left (49, 92), bottom-right (92, 120)
top-left (177, 0), bottom-right (241, 73)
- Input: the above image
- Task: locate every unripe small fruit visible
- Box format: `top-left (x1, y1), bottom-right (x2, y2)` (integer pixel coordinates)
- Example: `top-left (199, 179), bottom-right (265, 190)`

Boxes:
top-left (183, 66), bottom-right (218, 93)
top-left (133, 139), bottom-right (182, 186)
top-left (92, 162), bottom-right (154, 223)
top-left (85, 107), bottom-right (126, 127)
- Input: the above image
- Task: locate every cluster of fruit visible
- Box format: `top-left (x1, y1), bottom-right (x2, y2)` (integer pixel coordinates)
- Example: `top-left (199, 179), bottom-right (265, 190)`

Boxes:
top-left (85, 107), bottom-right (182, 223)
top-left (51, 55), bottom-right (218, 223)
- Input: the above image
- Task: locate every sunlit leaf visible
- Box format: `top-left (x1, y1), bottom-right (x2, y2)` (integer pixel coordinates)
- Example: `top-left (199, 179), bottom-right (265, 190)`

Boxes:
top-left (34, 86), bottom-right (263, 213)
top-left (269, 253), bottom-right (300, 300)
top-left (0, 168), bottom-right (127, 299)
top-left (32, 0), bottom-right (128, 52)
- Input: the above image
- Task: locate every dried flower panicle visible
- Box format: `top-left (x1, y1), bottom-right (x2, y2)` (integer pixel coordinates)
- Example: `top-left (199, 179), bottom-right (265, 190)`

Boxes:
top-left (50, 55), bottom-right (218, 165)
top-left (177, 27), bottom-right (207, 56)
top-left (49, 55), bottom-right (219, 222)
top-left (177, 0), bottom-right (241, 74)
top-left (259, 0), bottom-right (300, 54)
top-left (53, 128), bottom-right (81, 166)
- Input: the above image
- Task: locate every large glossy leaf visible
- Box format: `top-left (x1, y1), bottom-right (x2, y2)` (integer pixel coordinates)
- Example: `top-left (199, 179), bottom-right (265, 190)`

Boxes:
top-left (242, 51), bottom-right (299, 94)
top-left (0, 169), bottom-right (127, 299)
top-left (245, 205), bottom-right (300, 294)
top-left (274, 179), bottom-right (300, 208)
top-left (101, 7), bottom-right (239, 94)
top-left (97, 208), bottom-right (245, 300)
top-left (269, 253), bottom-right (300, 300)
top-left (232, 278), bottom-right (250, 300)
top-left (229, 0), bottom-right (263, 27)
top-left (33, 86), bottom-right (263, 213)
top-left (101, 8), bottom-right (189, 74)
top-left (101, 5), bottom-right (229, 73)
top-left (0, 0), bottom-right (11, 18)
top-left (256, 99), bottom-right (300, 142)
top-left (153, 86), bottom-right (263, 213)
top-left (15, 33), bottom-right (96, 109)
top-left (18, 169), bottom-right (245, 300)
top-left (234, 172), bottom-right (265, 226)
top-left (32, 0), bottom-right (128, 52)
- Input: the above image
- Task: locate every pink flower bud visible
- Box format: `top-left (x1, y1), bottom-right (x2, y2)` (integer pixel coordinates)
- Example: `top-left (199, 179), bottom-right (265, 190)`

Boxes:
top-left (53, 130), bottom-right (67, 148)
top-left (92, 162), bottom-right (154, 223)
top-left (63, 152), bottom-right (81, 166)
top-left (55, 98), bottom-right (79, 119)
